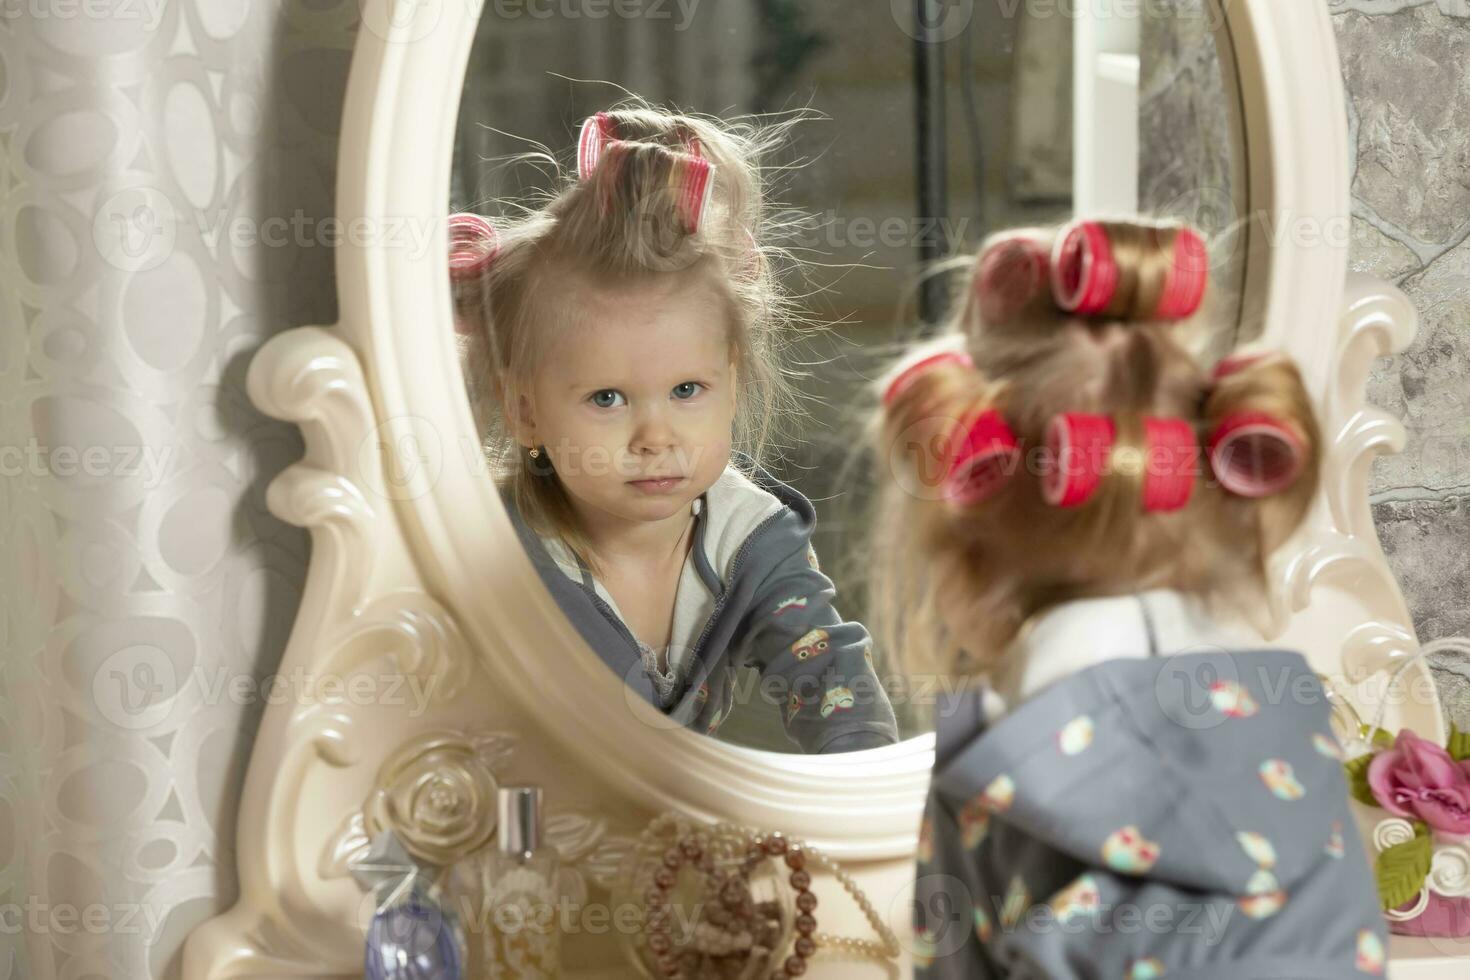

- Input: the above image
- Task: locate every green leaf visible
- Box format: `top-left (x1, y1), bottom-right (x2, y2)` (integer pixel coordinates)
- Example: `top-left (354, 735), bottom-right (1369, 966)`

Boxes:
top-left (1376, 822), bottom-right (1432, 912)
top-left (1360, 723), bottom-right (1395, 749)
top-left (1448, 724), bottom-right (1470, 762)
top-left (1344, 754), bottom-right (1379, 807)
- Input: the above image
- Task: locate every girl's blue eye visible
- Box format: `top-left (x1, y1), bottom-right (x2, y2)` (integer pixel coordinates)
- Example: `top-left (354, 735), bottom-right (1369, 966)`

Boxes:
top-left (590, 390), bottom-right (624, 409)
top-left (672, 382), bottom-right (704, 400)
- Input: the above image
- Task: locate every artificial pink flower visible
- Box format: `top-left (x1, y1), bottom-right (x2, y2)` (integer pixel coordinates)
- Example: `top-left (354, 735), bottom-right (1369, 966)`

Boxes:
top-left (1367, 729), bottom-right (1470, 836)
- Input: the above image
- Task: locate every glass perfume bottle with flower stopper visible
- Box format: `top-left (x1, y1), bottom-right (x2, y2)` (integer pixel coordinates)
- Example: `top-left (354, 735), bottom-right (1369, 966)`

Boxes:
top-left (479, 785), bottom-right (562, 979)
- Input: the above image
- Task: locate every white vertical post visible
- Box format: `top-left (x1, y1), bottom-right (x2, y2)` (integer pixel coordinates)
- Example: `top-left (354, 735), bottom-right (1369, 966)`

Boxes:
top-left (1074, 4), bottom-right (1141, 213)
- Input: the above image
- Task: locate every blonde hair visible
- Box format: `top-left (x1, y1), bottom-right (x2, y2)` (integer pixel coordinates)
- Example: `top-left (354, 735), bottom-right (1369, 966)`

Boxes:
top-left (864, 218), bottom-right (1322, 682)
top-left (454, 99), bottom-right (817, 578)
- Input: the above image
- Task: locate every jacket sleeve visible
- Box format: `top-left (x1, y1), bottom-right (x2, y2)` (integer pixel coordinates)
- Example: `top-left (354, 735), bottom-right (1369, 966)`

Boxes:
top-left (735, 539), bottom-right (901, 754)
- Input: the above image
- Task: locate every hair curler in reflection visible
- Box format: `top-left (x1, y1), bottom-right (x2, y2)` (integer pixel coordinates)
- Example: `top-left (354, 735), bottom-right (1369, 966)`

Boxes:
top-left (447, 213), bottom-right (500, 338)
top-left (448, 213), bottom-right (500, 284)
top-left (678, 155), bottom-right (716, 234)
top-left (577, 111), bottom-right (706, 182)
top-left (586, 139), bottom-right (715, 235)
top-left (577, 112), bottom-right (616, 181)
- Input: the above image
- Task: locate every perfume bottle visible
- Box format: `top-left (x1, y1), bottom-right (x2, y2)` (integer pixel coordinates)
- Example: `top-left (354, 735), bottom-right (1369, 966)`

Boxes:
top-left (481, 786), bottom-right (562, 979)
top-left (364, 870), bottom-right (465, 980)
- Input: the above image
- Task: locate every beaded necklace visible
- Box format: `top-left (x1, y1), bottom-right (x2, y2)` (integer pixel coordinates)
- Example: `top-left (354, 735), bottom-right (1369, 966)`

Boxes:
top-left (623, 812), bottom-right (901, 979)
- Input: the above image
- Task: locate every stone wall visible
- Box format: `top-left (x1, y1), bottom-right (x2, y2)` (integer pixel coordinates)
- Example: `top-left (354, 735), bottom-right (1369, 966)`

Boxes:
top-left (1336, 3), bottom-right (1470, 646)
top-left (1331, 2), bottom-right (1470, 726)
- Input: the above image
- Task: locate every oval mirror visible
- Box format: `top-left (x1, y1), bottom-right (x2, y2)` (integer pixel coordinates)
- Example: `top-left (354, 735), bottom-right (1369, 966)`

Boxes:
top-left (445, 0), bottom-right (1251, 754)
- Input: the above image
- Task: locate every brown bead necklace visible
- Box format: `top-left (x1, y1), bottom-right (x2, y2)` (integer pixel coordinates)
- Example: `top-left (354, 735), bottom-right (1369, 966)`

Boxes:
top-left (627, 812), bottom-right (900, 979)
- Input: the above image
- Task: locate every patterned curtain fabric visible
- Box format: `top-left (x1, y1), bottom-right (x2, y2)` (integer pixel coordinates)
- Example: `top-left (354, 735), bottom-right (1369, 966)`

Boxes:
top-left (0, 3), bottom-right (338, 976)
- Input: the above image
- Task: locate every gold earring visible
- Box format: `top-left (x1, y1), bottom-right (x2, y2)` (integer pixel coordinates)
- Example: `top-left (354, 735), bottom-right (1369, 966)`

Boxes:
top-left (528, 447), bottom-right (540, 458)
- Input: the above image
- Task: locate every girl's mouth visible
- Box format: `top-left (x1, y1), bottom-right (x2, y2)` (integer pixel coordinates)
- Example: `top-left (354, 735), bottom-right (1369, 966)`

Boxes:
top-left (628, 477), bottom-right (685, 493)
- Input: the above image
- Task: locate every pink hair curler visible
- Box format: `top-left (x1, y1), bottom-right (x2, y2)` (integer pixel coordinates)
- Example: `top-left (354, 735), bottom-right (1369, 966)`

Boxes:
top-left (1050, 220), bottom-right (1119, 316)
top-left (1140, 417), bottom-right (1197, 512)
top-left (942, 409), bottom-right (1021, 506)
top-left (1207, 412), bottom-right (1306, 497)
top-left (589, 138), bottom-right (713, 233)
top-left (593, 139), bottom-right (635, 219)
top-left (881, 349), bottom-right (974, 408)
top-left (448, 213), bottom-right (499, 338)
top-left (678, 155), bottom-right (716, 234)
top-left (1050, 219), bottom-right (1209, 320)
top-left (579, 113), bottom-right (704, 181)
top-left (447, 213), bottom-right (500, 284)
top-left (974, 235), bottom-right (1050, 323)
top-left (578, 112), bottom-right (616, 181)
top-left (1043, 413), bottom-right (1116, 508)
top-left (1212, 348), bottom-right (1277, 381)
top-left (1153, 226), bottom-right (1209, 319)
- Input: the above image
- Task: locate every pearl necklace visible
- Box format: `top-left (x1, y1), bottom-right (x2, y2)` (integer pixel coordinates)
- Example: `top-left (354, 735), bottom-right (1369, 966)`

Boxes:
top-left (624, 811), bottom-right (900, 978)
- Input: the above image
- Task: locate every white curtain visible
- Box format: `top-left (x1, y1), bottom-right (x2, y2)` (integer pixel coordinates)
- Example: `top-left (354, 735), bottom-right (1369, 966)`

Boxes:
top-left (0, 2), bottom-right (340, 976)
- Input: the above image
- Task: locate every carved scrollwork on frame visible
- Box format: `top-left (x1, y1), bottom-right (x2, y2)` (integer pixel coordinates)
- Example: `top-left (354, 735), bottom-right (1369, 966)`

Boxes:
top-left (181, 327), bottom-right (492, 979)
top-left (1272, 279), bottom-right (1411, 619)
top-left (321, 728), bottom-right (639, 902)
top-left (1267, 275), bottom-right (1444, 741)
top-left (364, 729), bottom-right (508, 867)
top-left (180, 325), bottom-right (641, 980)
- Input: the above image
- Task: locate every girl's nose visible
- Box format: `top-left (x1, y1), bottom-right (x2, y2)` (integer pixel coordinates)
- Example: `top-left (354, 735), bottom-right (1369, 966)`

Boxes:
top-left (630, 405), bottom-right (677, 452)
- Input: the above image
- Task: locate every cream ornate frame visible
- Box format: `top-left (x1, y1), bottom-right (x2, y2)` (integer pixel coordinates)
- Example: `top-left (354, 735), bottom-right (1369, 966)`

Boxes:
top-left (183, 1), bottom-right (1449, 977)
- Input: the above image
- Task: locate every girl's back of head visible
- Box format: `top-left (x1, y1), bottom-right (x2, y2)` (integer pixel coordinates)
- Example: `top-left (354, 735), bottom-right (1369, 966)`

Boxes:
top-left (868, 217), bottom-right (1322, 679)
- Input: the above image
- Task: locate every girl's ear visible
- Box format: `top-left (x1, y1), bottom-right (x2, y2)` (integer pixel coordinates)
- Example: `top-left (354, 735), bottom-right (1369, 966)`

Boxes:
top-left (510, 391), bottom-right (538, 448)
top-left (726, 359), bottom-right (739, 410)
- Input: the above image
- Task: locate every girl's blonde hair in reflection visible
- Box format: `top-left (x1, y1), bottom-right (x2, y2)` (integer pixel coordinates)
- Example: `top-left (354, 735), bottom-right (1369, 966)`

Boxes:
top-left (863, 218), bottom-right (1322, 683)
top-left (453, 98), bottom-right (824, 579)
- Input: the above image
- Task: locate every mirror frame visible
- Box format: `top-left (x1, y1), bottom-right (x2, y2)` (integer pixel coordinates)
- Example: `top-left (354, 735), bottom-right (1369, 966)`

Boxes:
top-left (184, 1), bottom-right (1444, 976)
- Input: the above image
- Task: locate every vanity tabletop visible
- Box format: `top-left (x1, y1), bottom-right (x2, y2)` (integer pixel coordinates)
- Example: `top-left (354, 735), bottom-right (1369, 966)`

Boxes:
top-left (1389, 935), bottom-right (1470, 978)
top-left (564, 936), bottom-right (1460, 979)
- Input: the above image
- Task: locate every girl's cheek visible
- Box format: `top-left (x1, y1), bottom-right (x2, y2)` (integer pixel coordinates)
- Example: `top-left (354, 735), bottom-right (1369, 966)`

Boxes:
top-left (578, 407), bottom-right (624, 427)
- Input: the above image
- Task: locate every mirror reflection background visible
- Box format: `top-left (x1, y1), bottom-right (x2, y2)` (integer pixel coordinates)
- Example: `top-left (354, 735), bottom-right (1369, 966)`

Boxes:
top-left (1139, 0), bottom-right (1248, 361)
top-left (451, 0), bottom-right (1244, 750)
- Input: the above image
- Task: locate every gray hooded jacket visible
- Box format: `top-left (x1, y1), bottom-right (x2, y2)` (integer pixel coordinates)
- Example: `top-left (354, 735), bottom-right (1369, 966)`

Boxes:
top-left (913, 595), bottom-right (1388, 979)
top-left (499, 453), bottom-right (901, 754)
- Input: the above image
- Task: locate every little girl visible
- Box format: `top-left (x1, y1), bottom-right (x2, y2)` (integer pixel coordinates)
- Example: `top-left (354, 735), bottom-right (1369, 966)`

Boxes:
top-left (868, 218), bottom-right (1388, 976)
top-left (449, 102), bottom-right (899, 755)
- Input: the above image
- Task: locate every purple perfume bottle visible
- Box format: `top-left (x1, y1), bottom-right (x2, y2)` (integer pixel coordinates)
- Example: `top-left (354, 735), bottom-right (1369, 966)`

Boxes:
top-left (364, 875), bottom-right (464, 980)
top-left (352, 830), bottom-right (465, 980)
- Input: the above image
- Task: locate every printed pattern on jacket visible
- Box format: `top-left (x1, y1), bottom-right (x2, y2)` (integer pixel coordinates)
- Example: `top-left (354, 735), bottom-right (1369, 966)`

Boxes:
top-left (498, 453), bottom-right (900, 753)
top-left (912, 647), bottom-right (1388, 979)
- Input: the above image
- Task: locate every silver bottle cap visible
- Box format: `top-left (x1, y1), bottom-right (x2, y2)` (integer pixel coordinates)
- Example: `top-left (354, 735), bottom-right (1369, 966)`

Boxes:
top-left (498, 785), bottom-right (541, 855)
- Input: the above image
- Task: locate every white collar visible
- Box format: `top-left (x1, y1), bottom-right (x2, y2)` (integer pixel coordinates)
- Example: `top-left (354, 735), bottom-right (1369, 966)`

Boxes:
top-left (985, 588), bottom-right (1263, 717)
